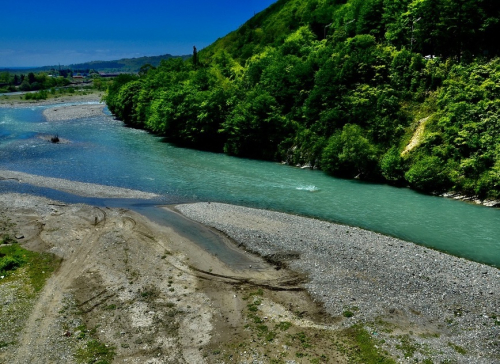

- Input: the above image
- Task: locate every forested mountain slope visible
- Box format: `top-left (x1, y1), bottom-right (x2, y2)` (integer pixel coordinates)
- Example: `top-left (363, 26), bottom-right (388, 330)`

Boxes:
top-left (106, 0), bottom-right (500, 200)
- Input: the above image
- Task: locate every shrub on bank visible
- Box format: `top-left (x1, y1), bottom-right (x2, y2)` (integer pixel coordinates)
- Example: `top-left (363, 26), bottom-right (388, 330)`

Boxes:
top-left (0, 242), bottom-right (26, 275)
top-left (24, 90), bottom-right (48, 101)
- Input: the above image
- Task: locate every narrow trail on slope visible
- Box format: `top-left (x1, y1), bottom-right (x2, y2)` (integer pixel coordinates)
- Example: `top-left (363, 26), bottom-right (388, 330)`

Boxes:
top-left (402, 116), bottom-right (431, 156)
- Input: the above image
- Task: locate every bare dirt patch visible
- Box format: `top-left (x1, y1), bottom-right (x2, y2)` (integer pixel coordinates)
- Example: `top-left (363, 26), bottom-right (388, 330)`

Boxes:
top-left (401, 116), bottom-right (430, 156)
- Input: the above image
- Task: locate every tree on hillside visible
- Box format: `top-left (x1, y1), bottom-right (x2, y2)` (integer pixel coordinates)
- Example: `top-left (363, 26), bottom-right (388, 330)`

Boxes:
top-left (193, 46), bottom-right (198, 67)
top-left (27, 72), bottom-right (36, 84)
top-left (139, 64), bottom-right (156, 77)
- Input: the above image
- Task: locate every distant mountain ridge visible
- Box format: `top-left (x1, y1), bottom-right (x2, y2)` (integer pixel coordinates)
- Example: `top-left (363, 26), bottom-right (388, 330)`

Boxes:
top-left (0, 54), bottom-right (190, 74)
top-left (68, 54), bottom-right (190, 72)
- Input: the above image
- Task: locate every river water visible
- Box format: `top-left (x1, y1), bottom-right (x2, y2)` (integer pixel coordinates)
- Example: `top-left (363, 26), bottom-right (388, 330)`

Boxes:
top-left (1, 102), bottom-right (499, 267)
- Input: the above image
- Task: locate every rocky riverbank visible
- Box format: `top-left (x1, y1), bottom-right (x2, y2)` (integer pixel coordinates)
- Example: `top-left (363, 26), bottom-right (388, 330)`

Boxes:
top-left (42, 104), bottom-right (105, 121)
top-left (177, 202), bottom-right (500, 364)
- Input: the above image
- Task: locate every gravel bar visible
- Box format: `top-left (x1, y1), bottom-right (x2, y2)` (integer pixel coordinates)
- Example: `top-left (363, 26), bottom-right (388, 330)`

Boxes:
top-left (177, 202), bottom-right (500, 363)
top-left (0, 170), bottom-right (159, 199)
top-left (0, 93), bottom-right (104, 108)
top-left (42, 104), bottom-right (105, 121)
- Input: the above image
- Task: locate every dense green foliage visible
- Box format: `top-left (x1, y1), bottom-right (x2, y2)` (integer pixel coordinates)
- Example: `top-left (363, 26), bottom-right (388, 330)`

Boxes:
top-left (105, 0), bottom-right (500, 200)
top-left (0, 71), bottom-right (70, 93)
top-left (0, 236), bottom-right (24, 275)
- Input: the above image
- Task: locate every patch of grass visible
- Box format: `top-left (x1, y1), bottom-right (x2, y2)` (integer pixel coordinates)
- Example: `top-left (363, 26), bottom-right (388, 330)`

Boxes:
top-left (247, 297), bottom-right (262, 316)
top-left (248, 304), bottom-right (259, 312)
top-left (243, 289), bottom-right (264, 300)
top-left (75, 339), bottom-right (116, 364)
top-left (291, 332), bottom-right (311, 349)
top-left (373, 317), bottom-right (396, 333)
top-left (265, 330), bottom-right (277, 341)
top-left (256, 324), bottom-right (268, 334)
top-left (0, 244), bottom-right (60, 290)
top-left (1, 234), bottom-right (16, 244)
top-left (0, 341), bottom-right (14, 348)
top-left (276, 321), bottom-right (292, 331)
top-left (166, 309), bottom-right (180, 317)
top-left (310, 355), bottom-right (329, 363)
top-left (396, 334), bottom-right (419, 358)
top-left (342, 324), bottom-right (396, 364)
top-left (248, 313), bottom-right (263, 324)
top-left (343, 310), bottom-right (354, 318)
top-left (0, 255), bottom-right (24, 273)
top-left (343, 306), bottom-right (359, 318)
top-left (448, 342), bottom-right (467, 355)
top-left (491, 314), bottom-right (500, 326)
top-left (139, 285), bottom-right (160, 300)
top-left (419, 332), bottom-right (440, 339)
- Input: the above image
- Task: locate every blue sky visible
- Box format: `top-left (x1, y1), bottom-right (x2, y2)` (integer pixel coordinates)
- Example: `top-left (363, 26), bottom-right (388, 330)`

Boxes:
top-left (0, 0), bottom-right (277, 67)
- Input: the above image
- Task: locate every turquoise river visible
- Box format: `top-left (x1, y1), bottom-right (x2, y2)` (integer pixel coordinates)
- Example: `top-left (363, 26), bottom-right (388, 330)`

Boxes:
top-left (1, 102), bottom-right (499, 267)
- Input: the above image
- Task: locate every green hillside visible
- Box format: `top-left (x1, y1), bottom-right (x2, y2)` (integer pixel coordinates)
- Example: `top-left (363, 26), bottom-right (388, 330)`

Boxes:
top-left (106, 0), bottom-right (500, 201)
